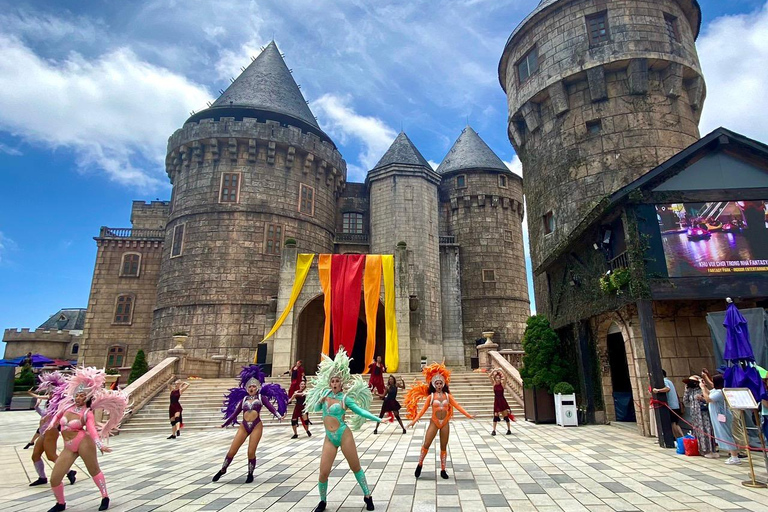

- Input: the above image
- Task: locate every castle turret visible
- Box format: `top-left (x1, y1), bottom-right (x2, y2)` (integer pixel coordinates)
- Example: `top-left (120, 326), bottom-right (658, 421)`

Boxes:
top-left (437, 126), bottom-right (529, 357)
top-left (367, 132), bottom-right (443, 368)
top-left (149, 42), bottom-right (346, 364)
top-left (499, 0), bottom-right (705, 310)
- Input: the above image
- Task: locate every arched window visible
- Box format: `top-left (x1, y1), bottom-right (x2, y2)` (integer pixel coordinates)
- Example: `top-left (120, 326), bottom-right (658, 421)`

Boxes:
top-left (120, 253), bottom-right (141, 277)
top-left (342, 212), bottom-right (364, 234)
top-left (107, 346), bottom-right (125, 368)
top-left (71, 343), bottom-right (79, 355)
top-left (113, 295), bottom-right (134, 324)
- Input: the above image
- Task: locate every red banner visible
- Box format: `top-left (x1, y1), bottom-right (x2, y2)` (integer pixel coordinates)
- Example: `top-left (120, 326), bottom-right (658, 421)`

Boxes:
top-left (331, 254), bottom-right (365, 354)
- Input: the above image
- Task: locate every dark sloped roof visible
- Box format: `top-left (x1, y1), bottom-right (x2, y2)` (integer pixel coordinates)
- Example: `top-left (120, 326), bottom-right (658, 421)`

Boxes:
top-left (436, 126), bottom-right (511, 175)
top-left (38, 309), bottom-right (86, 331)
top-left (207, 41), bottom-right (320, 130)
top-left (372, 132), bottom-right (433, 171)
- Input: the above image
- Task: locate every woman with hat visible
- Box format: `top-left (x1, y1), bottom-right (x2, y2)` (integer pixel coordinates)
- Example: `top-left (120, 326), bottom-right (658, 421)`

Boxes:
top-left (682, 375), bottom-right (716, 457)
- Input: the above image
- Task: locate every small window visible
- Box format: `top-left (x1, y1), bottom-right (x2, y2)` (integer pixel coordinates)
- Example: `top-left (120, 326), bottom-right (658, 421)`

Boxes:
top-left (664, 13), bottom-right (679, 43)
top-left (113, 295), bottom-right (134, 324)
top-left (456, 175), bottom-right (467, 188)
top-left (543, 211), bottom-right (556, 235)
top-left (171, 224), bottom-right (185, 258)
top-left (299, 184), bottom-right (315, 216)
top-left (219, 172), bottom-right (241, 203)
top-left (120, 253), bottom-right (141, 277)
top-left (107, 346), bottom-right (125, 368)
top-left (265, 224), bottom-right (283, 255)
top-left (586, 119), bottom-right (602, 135)
top-left (516, 47), bottom-right (539, 83)
top-left (342, 212), bottom-right (364, 234)
top-left (169, 186), bottom-right (176, 214)
top-left (482, 269), bottom-right (496, 282)
top-left (498, 174), bottom-right (508, 188)
top-left (586, 11), bottom-right (610, 46)
top-left (71, 343), bottom-right (79, 355)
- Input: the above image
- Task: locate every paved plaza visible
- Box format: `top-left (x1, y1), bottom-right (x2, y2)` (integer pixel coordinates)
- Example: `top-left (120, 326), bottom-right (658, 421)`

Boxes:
top-left (1, 411), bottom-right (767, 512)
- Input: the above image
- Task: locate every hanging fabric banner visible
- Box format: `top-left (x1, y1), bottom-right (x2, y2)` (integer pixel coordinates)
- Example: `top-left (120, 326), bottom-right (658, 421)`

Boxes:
top-left (257, 253), bottom-right (315, 353)
top-left (382, 255), bottom-right (399, 372)
top-left (331, 254), bottom-right (365, 355)
top-left (318, 254), bottom-right (332, 356)
top-left (362, 255), bottom-right (382, 373)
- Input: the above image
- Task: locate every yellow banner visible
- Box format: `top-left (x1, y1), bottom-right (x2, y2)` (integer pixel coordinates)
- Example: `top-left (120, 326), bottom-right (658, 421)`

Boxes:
top-left (318, 254), bottom-right (332, 356)
top-left (257, 254), bottom-right (315, 353)
top-left (382, 255), bottom-right (399, 372)
top-left (362, 255), bottom-right (382, 373)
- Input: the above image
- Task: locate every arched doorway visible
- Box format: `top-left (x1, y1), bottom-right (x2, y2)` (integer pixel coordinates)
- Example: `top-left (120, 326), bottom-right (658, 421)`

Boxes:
top-left (607, 324), bottom-right (635, 422)
top-left (296, 294), bottom-right (386, 375)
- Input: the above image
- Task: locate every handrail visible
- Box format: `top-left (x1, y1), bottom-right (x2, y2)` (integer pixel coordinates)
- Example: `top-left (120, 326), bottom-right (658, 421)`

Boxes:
top-left (498, 349), bottom-right (524, 369)
top-left (334, 233), bottom-right (369, 243)
top-left (439, 235), bottom-right (456, 245)
top-left (489, 351), bottom-right (525, 407)
top-left (121, 357), bottom-right (178, 424)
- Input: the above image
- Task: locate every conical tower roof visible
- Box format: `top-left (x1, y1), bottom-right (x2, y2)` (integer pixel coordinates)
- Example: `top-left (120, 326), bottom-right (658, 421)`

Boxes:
top-left (372, 132), bottom-right (432, 171)
top-left (188, 41), bottom-right (329, 141)
top-left (436, 126), bottom-right (510, 175)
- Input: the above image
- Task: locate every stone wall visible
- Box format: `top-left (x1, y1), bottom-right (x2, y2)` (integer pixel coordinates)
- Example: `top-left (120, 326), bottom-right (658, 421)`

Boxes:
top-left (81, 237), bottom-right (164, 368)
top-left (2, 329), bottom-right (79, 359)
top-left (149, 117), bottom-right (345, 365)
top-left (369, 166), bottom-right (443, 363)
top-left (439, 245), bottom-right (464, 365)
top-left (499, 0), bottom-right (705, 307)
top-left (439, 170), bottom-right (529, 354)
top-left (131, 201), bottom-right (169, 230)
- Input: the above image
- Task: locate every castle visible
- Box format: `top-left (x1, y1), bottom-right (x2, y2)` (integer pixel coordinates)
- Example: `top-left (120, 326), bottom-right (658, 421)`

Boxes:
top-left (59, 41), bottom-right (530, 374)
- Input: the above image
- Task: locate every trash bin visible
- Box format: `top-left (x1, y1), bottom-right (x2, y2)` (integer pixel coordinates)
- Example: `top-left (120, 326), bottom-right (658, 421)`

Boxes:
top-left (554, 393), bottom-right (578, 427)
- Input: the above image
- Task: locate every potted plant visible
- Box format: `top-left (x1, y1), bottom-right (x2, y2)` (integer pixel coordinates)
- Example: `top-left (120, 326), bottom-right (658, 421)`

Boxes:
top-left (284, 238), bottom-right (297, 248)
top-left (104, 367), bottom-right (120, 386)
top-left (520, 315), bottom-right (571, 424)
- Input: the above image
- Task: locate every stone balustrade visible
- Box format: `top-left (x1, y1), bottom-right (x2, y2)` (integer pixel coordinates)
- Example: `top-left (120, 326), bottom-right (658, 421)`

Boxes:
top-left (498, 349), bottom-right (525, 370)
top-left (121, 357), bottom-right (178, 423)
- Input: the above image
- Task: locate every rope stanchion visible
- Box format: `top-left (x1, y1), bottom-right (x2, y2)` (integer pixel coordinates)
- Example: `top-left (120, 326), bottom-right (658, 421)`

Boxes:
top-left (649, 398), bottom-right (767, 453)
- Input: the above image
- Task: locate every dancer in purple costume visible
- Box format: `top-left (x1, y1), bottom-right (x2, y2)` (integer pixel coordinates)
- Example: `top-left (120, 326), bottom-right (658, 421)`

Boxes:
top-left (212, 365), bottom-right (288, 483)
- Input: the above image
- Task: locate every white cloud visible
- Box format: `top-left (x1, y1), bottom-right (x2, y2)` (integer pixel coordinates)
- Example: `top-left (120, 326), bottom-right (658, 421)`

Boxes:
top-left (0, 231), bottom-right (17, 264)
top-left (313, 93), bottom-right (398, 181)
top-left (0, 143), bottom-right (22, 156)
top-left (427, 159), bottom-right (440, 170)
top-left (698, 2), bottom-right (768, 142)
top-left (215, 38), bottom-right (266, 82)
top-left (0, 34), bottom-right (212, 189)
top-left (504, 155), bottom-right (523, 177)
top-left (0, 10), bottom-right (104, 44)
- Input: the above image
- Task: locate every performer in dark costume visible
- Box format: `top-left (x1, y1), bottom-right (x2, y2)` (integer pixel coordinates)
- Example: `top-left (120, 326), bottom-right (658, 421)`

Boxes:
top-left (290, 380), bottom-right (311, 438)
top-left (367, 355), bottom-right (386, 396)
top-left (488, 369), bottom-right (515, 436)
top-left (213, 366), bottom-right (288, 483)
top-left (373, 375), bottom-right (406, 434)
top-left (286, 360), bottom-right (305, 398)
top-left (168, 380), bottom-right (189, 439)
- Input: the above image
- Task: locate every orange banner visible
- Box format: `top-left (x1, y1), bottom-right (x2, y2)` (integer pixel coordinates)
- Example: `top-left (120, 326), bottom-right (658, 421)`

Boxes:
top-left (318, 254), bottom-right (332, 356)
top-left (362, 255), bottom-right (382, 374)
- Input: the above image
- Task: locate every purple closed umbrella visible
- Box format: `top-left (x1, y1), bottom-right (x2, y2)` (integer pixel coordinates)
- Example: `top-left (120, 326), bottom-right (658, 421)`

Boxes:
top-left (723, 302), bottom-right (766, 401)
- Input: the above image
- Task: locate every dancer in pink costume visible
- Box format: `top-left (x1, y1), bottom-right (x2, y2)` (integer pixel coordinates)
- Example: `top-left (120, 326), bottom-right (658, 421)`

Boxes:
top-left (45, 367), bottom-right (128, 512)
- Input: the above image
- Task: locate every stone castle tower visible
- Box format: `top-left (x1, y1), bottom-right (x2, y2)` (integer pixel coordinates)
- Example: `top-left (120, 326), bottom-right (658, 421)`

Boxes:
top-left (499, 0), bottom-right (705, 310)
top-left (148, 41), bottom-right (346, 363)
top-left (76, 41), bottom-right (530, 372)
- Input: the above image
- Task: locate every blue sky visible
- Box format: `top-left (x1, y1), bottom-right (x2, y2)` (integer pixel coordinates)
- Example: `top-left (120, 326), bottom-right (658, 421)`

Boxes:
top-left (2, 0), bottom-right (768, 354)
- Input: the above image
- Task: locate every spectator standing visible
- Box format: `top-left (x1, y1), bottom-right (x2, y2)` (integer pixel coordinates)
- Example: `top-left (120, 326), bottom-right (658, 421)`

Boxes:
top-left (701, 372), bottom-right (741, 465)
top-left (682, 376), bottom-right (716, 458)
top-left (652, 369), bottom-right (684, 439)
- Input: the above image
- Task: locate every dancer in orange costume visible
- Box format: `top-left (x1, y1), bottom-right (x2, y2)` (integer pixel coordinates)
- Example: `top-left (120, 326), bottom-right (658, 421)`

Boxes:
top-left (405, 362), bottom-right (473, 479)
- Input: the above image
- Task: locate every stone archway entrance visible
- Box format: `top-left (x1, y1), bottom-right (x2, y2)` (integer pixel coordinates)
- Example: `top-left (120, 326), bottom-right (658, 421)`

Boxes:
top-left (607, 325), bottom-right (636, 423)
top-left (296, 294), bottom-right (386, 375)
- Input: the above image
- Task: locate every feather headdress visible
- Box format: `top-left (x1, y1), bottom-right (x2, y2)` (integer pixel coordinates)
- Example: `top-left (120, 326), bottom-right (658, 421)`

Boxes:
top-left (221, 365), bottom-right (288, 424)
top-left (38, 372), bottom-right (69, 435)
top-left (305, 349), bottom-right (373, 430)
top-left (404, 362), bottom-right (450, 420)
top-left (91, 390), bottom-right (130, 439)
top-left (64, 367), bottom-right (105, 401)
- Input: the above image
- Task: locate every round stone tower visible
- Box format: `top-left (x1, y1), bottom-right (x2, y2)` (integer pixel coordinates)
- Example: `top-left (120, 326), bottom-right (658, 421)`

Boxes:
top-left (149, 42), bottom-right (346, 365)
top-left (437, 126), bottom-right (529, 357)
top-left (499, 0), bottom-right (705, 309)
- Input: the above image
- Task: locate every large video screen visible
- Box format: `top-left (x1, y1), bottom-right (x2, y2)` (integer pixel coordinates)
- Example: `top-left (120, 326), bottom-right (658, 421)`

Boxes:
top-left (656, 201), bottom-right (768, 277)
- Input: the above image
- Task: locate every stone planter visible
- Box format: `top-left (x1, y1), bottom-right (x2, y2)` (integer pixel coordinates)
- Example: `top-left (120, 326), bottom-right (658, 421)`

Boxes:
top-left (481, 331), bottom-right (495, 344)
top-left (104, 374), bottom-right (119, 387)
top-left (172, 335), bottom-right (188, 350)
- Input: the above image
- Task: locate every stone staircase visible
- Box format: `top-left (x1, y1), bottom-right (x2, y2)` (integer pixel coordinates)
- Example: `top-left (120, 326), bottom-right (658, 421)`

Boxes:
top-left (119, 371), bottom-right (524, 434)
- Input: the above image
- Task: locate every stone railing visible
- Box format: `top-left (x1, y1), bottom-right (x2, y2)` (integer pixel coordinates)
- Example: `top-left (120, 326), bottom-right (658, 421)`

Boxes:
top-left (98, 227), bottom-right (165, 239)
top-left (498, 349), bottom-right (525, 370)
top-left (489, 351), bottom-right (525, 408)
top-left (334, 233), bottom-right (369, 244)
top-left (121, 357), bottom-right (178, 423)
top-left (439, 235), bottom-right (456, 245)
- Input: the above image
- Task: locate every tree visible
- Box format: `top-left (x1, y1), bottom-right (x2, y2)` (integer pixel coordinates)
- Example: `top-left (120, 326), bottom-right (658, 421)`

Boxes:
top-left (128, 349), bottom-right (149, 384)
top-left (519, 315), bottom-right (571, 394)
top-left (14, 364), bottom-right (36, 391)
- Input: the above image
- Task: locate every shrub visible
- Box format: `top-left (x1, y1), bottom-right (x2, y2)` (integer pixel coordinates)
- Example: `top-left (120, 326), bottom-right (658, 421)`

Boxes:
top-left (14, 364), bottom-right (36, 390)
top-left (609, 268), bottom-right (631, 290)
top-left (519, 315), bottom-right (572, 394)
top-left (128, 349), bottom-right (149, 384)
top-left (553, 382), bottom-right (575, 395)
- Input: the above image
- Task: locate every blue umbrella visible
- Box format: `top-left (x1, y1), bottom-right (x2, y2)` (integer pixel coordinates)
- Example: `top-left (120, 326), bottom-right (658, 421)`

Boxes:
top-left (723, 301), bottom-right (766, 402)
top-left (0, 354), bottom-right (55, 367)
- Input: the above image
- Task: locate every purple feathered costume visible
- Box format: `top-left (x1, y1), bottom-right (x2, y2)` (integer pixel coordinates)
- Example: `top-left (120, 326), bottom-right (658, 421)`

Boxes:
top-left (214, 365), bottom-right (289, 483)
